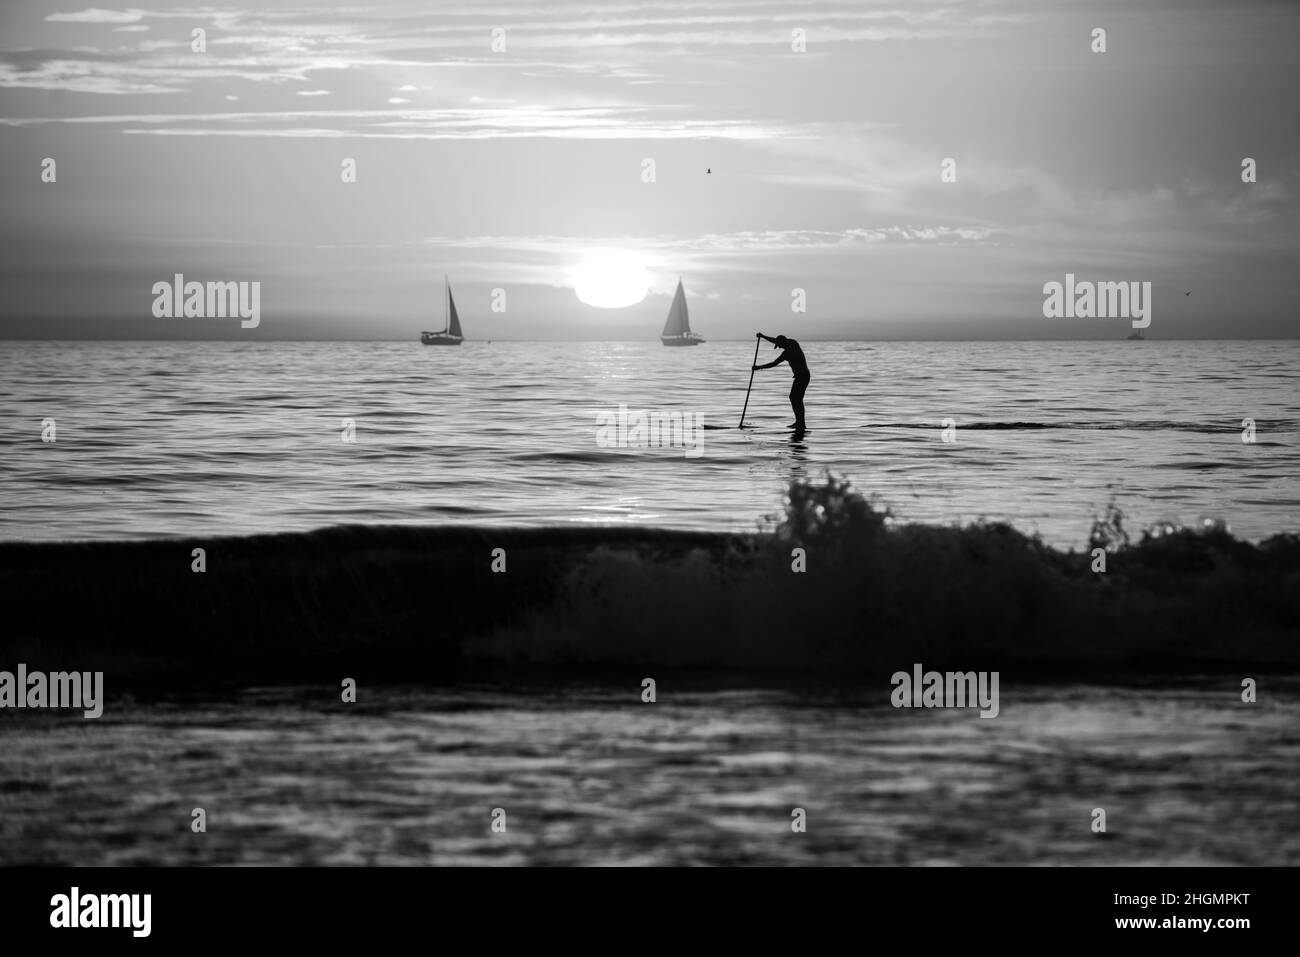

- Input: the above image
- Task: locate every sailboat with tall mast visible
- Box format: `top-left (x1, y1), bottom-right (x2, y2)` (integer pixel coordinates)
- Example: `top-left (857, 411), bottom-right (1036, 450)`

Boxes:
top-left (420, 276), bottom-right (464, 346)
top-left (660, 278), bottom-right (705, 346)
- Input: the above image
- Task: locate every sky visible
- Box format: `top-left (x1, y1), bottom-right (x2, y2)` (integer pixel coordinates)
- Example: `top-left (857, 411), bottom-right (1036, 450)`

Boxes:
top-left (1, 0), bottom-right (1297, 340)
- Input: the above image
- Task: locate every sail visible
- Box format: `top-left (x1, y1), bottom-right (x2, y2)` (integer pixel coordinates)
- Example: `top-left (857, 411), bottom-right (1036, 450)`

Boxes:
top-left (447, 284), bottom-right (463, 338)
top-left (661, 280), bottom-right (689, 337)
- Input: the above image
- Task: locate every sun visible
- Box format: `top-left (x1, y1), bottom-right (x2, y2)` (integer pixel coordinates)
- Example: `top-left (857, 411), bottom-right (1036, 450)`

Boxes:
top-left (570, 250), bottom-right (652, 308)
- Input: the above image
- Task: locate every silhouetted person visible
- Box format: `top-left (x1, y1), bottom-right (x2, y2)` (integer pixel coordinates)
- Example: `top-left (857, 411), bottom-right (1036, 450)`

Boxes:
top-left (753, 333), bottom-right (809, 430)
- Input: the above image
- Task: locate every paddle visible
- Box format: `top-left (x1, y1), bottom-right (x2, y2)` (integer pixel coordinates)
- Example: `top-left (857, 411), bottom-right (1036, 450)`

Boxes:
top-left (738, 334), bottom-right (762, 428)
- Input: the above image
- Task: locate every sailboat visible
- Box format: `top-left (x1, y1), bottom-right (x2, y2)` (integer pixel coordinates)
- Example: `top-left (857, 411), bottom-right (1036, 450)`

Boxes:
top-left (660, 278), bottom-right (705, 346)
top-left (420, 277), bottom-right (464, 346)
top-left (1126, 330), bottom-right (1145, 340)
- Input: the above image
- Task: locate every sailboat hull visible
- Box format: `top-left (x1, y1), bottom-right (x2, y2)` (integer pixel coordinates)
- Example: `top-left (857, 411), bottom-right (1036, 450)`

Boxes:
top-left (661, 334), bottom-right (704, 346)
top-left (421, 333), bottom-right (463, 346)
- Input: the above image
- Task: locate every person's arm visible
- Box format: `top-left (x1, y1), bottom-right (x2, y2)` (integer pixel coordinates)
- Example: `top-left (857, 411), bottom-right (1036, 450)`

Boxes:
top-left (756, 333), bottom-right (777, 345)
top-left (754, 351), bottom-right (789, 371)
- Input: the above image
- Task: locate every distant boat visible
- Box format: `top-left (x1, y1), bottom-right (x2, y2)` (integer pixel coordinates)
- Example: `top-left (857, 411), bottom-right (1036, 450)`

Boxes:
top-left (421, 277), bottom-right (464, 346)
top-left (660, 278), bottom-right (705, 346)
top-left (1127, 330), bottom-right (1145, 340)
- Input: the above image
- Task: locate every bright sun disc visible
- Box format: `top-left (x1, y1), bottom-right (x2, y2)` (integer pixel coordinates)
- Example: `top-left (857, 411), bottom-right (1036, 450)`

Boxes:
top-left (571, 250), bottom-right (652, 308)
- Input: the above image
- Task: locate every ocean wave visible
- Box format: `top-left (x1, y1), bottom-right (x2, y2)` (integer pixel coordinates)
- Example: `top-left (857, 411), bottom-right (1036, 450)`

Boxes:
top-left (1, 477), bottom-right (1296, 683)
top-left (870, 420), bottom-right (1291, 433)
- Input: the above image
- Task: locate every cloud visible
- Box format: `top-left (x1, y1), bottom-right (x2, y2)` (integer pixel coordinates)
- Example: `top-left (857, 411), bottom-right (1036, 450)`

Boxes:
top-left (0, 106), bottom-right (793, 142)
top-left (46, 8), bottom-right (145, 24)
top-left (302, 226), bottom-right (1001, 291)
top-left (16, 1), bottom-right (1030, 102)
top-left (676, 227), bottom-right (999, 250)
top-left (418, 226), bottom-right (1000, 257)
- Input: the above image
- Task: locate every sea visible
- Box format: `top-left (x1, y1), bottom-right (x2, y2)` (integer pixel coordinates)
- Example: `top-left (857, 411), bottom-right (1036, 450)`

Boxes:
top-left (3, 678), bottom-right (1298, 866)
top-left (2, 338), bottom-right (1298, 866)
top-left (1, 339), bottom-right (1297, 546)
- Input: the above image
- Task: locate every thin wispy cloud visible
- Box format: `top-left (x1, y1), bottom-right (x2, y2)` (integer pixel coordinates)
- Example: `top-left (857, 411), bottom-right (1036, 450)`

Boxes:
top-left (45, 8), bottom-right (147, 23)
top-left (417, 227), bottom-right (1001, 254)
top-left (1, 106), bottom-right (797, 141)
top-left (11, 1), bottom-right (1029, 99)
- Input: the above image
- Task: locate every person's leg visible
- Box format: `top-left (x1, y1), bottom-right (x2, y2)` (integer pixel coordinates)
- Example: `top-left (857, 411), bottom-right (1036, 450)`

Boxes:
top-left (790, 376), bottom-right (808, 427)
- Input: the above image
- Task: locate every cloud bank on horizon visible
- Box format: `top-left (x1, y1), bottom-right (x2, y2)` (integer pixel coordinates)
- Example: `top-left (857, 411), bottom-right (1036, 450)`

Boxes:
top-left (1, 0), bottom-right (1297, 339)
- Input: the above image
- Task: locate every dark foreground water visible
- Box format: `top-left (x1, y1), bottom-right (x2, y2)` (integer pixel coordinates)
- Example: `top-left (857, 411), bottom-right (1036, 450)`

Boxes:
top-left (2, 676), bottom-right (1296, 866)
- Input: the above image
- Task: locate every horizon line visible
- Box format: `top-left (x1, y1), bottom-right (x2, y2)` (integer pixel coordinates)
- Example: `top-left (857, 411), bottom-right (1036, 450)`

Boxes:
top-left (3, 336), bottom-right (1298, 344)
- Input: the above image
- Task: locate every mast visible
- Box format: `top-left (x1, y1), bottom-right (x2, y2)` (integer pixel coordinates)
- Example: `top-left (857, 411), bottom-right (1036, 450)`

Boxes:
top-left (680, 275), bottom-right (688, 335)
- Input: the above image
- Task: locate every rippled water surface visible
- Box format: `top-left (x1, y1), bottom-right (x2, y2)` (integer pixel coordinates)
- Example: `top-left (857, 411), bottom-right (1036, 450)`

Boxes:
top-left (2, 340), bottom-right (1297, 545)
top-left (2, 678), bottom-right (1296, 866)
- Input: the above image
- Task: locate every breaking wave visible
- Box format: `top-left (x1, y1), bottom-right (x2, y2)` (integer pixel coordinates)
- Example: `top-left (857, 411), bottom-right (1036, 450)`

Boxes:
top-left (1, 476), bottom-right (1296, 684)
